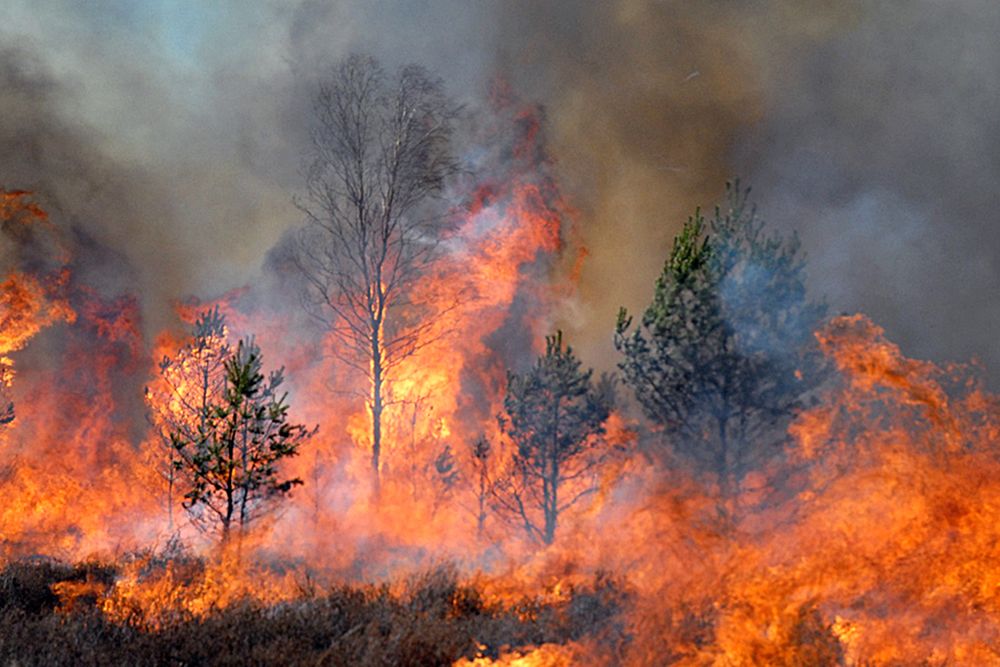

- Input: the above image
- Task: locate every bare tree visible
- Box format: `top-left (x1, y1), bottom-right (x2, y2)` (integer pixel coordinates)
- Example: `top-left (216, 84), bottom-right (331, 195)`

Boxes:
top-left (295, 54), bottom-right (459, 497)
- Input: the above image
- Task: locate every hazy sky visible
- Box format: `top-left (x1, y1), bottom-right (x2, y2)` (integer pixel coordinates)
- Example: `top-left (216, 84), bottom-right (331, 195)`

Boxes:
top-left (1, 1), bottom-right (997, 383)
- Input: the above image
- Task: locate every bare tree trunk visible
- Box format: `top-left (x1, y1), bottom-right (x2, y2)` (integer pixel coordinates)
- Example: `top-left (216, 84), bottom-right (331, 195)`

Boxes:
top-left (223, 416), bottom-right (237, 542)
top-left (717, 413), bottom-right (733, 533)
top-left (371, 327), bottom-right (383, 499)
top-left (477, 467), bottom-right (488, 538)
top-left (544, 398), bottom-right (561, 545)
top-left (166, 467), bottom-right (175, 533)
top-left (545, 456), bottom-right (559, 545)
top-left (239, 417), bottom-right (250, 530)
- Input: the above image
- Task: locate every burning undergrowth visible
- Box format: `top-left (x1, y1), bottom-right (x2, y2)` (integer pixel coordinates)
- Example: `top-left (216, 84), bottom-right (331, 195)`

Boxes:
top-left (1, 85), bottom-right (999, 665)
top-left (0, 557), bottom-right (626, 666)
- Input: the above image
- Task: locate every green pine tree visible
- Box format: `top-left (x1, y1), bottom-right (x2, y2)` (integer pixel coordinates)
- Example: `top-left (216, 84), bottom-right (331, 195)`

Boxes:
top-left (495, 332), bottom-right (614, 545)
top-left (163, 326), bottom-right (315, 541)
top-left (615, 183), bottom-right (826, 518)
top-left (146, 307), bottom-right (231, 533)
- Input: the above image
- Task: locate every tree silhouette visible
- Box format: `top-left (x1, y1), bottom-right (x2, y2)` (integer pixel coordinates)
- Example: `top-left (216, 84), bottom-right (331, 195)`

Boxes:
top-left (616, 183), bottom-right (826, 520)
top-left (495, 332), bottom-right (614, 545)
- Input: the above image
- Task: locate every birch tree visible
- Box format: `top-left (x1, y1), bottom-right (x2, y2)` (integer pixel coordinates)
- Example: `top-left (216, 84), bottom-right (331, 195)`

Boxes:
top-left (295, 54), bottom-right (459, 497)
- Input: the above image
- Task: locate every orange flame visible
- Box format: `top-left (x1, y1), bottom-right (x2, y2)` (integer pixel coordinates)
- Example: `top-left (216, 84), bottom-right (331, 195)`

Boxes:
top-left (4, 108), bottom-right (1000, 666)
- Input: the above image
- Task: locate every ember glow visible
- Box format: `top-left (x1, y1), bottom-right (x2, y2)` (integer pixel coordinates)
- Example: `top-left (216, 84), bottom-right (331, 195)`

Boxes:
top-left (1, 4), bottom-right (999, 665)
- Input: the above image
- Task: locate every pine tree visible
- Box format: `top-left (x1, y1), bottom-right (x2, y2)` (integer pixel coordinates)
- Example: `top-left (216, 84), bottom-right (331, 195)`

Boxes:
top-left (146, 307), bottom-right (230, 532)
top-left (148, 310), bottom-right (314, 541)
top-left (495, 332), bottom-right (614, 545)
top-left (615, 183), bottom-right (826, 517)
top-left (179, 338), bottom-right (313, 540)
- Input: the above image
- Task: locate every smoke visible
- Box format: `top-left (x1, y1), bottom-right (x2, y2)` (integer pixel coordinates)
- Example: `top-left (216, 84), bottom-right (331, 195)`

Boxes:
top-left (1, 1), bottom-right (997, 383)
top-left (487, 1), bottom-right (856, 365)
top-left (733, 0), bottom-right (1000, 385)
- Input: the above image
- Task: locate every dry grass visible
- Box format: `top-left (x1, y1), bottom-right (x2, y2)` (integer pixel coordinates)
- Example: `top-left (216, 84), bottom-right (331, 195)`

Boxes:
top-left (0, 558), bottom-right (627, 666)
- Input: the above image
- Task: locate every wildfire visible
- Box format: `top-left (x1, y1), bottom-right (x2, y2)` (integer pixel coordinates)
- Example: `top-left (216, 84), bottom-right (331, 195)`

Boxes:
top-left (97, 549), bottom-right (302, 630)
top-left (2, 106), bottom-right (1000, 665)
top-left (0, 271), bottom-right (74, 359)
top-left (454, 643), bottom-right (581, 667)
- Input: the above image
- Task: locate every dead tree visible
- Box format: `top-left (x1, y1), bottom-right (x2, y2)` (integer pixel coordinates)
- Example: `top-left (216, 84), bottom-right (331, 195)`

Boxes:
top-left (295, 54), bottom-right (459, 498)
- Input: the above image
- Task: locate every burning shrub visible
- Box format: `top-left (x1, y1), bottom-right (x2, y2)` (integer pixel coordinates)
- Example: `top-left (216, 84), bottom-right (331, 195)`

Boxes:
top-left (0, 558), bottom-right (115, 616)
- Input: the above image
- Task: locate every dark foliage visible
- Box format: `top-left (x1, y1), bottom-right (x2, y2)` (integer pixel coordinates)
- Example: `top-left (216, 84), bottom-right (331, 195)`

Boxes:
top-left (177, 337), bottom-right (314, 540)
top-left (0, 558), bottom-right (627, 666)
top-left (495, 332), bottom-right (615, 545)
top-left (615, 183), bottom-right (826, 516)
top-left (149, 310), bottom-right (315, 540)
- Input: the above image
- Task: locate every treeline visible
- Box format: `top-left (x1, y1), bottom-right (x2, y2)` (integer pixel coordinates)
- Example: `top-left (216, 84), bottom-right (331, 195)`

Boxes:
top-left (137, 55), bottom-right (826, 547)
top-left (0, 54), bottom-right (852, 667)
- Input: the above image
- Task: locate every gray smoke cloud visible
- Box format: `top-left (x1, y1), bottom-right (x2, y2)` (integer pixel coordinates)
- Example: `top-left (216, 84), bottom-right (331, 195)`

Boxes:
top-left (0, 0), bottom-right (997, 384)
top-left (733, 0), bottom-right (1000, 385)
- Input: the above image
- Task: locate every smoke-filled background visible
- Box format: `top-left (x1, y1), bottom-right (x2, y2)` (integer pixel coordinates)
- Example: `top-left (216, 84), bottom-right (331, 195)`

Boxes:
top-left (1, 0), bottom-right (998, 383)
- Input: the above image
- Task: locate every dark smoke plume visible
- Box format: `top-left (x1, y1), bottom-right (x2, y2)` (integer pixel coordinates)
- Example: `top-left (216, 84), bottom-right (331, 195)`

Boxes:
top-left (2, 0), bottom-right (998, 384)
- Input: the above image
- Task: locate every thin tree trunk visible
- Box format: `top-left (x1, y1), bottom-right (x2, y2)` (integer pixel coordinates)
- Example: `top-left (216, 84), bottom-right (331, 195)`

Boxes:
top-left (544, 396), bottom-right (561, 545)
top-left (371, 326), bottom-right (383, 499)
top-left (477, 477), bottom-right (487, 539)
top-left (223, 411), bottom-right (237, 544)
top-left (166, 467), bottom-right (175, 533)
top-left (717, 414), bottom-right (733, 533)
top-left (239, 410), bottom-right (250, 531)
top-left (545, 456), bottom-right (559, 545)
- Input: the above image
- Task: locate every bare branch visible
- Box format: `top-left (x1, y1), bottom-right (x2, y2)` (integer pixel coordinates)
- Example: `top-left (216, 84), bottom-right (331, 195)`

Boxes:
top-left (294, 55), bottom-right (460, 494)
